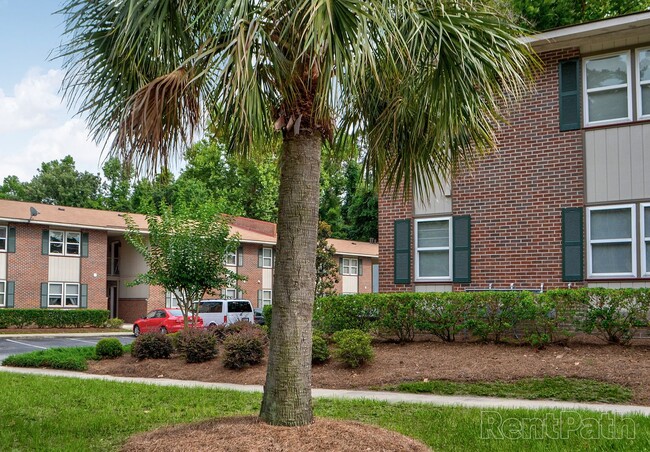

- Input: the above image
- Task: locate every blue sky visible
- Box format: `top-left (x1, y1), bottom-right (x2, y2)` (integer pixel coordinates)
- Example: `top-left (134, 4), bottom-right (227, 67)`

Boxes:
top-left (0, 0), bottom-right (104, 182)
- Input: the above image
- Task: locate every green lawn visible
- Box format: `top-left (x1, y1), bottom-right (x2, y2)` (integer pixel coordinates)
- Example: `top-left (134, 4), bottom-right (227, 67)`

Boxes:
top-left (0, 373), bottom-right (648, 451)
top-left (381, 377), bottom-right (633, 404)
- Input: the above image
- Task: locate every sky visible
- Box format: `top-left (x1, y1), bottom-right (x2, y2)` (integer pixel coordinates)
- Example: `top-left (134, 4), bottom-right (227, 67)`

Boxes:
top-left (0, 0), bottom-right (109, 182)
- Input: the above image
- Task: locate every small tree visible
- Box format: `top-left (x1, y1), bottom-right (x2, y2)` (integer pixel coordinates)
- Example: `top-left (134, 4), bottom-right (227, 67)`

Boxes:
top-left (316, 222), bottom-right (339, 298)
top-left (124, 205), bottom-right (243, 328)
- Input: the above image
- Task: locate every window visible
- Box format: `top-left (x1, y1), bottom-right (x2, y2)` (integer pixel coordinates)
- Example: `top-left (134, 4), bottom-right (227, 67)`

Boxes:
top-left (584, 51), bottom-right (632, 126)
top-left (0, 226), bottom-right (6, 252)
top-left (642, 204), bottom-right (650, 276)
top-left (166, 291), bottom-right (179, 308)
top-left (415, 218), bottom-right (452, 281)
top-left (587, 205), bottom-right (636, 277)
top-left (262, 248), bottom-right (273, 268)
top-left (228, 300), bottom-right (252, 313)
top-left (224, 251), bottom-right (237, 266)
top-left (48, 283), bottom-right (80, 307)
top-left (262, 290), bottom-right (272, 306)
top-left (49, 231), bottom-right (81, 256)
top-left (637, 48), bottom-right (650, 119)
top-left (222, 288), bottom-right (238, 299)
top-left (341, 258), bottom-right (358, 275)
top-left (0, 281), bottom-right (5, 307)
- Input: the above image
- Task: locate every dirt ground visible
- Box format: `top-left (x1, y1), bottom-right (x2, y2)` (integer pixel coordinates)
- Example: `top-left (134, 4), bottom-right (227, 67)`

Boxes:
top-left (121, 416), bottom-right (429, 452)
top-left (88, 336), bottom-right (650, 405)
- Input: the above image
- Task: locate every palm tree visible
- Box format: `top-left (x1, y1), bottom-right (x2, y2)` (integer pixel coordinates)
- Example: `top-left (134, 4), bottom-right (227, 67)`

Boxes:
top-left (59, 0), bottom-right (535, 426)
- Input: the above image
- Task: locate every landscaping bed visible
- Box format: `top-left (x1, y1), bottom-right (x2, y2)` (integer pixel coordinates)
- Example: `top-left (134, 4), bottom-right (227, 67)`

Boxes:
top-left (87, 338), bottom-right (650, 405)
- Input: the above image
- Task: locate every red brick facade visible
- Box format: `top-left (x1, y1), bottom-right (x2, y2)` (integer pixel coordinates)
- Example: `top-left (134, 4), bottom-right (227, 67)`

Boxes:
top-left (378, 48), bottom-right (585, 292)
top-left (6, 223), bottom-right (49, 309)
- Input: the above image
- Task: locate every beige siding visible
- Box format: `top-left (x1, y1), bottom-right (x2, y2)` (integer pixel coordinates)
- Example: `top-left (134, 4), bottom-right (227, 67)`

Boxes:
top-left (48, 256), bottom-right (80, 282)
top-left (415, 284), bottom-right (453, 293)
top-left (0, 253), bottom-right (6, 280)
top-left (588, 281), bottom-right (650, 289)
top-left (262, 268), bottom-right (273, 289)
top-left (342, 275), bottom-right (357, 294)
top-left (585, 124), bottom-right (650, 203)
top-left (581, 34), bottom-right (648, 53)
top-left (119, 240), bottom-right (149, 299)
top-left (414, 180), bottom-right (452, 216)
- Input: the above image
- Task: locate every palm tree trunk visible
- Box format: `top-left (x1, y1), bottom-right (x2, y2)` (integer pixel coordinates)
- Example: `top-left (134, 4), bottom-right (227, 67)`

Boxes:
top-left (260, 132), bottom-right (321, 426)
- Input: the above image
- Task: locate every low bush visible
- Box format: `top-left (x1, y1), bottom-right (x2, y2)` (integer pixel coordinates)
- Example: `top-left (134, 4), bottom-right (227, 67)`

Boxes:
top-left (131, 332), bottom-right (173, 360)
top-left (464, 291), bottom-right (538, 343)
top-left (0, 309), bottom-right (110, 329)
top-left (210, 320), bottom-right (265, 343)
top-left (312, 332), bottom-right (330, 364)
top-left (104, 318), bottom-right (124, 329)
top-left (263, 305), bottom-right (273, 330)
top-left (222, 327), bottom-right (266, 369)
top-left (415, 293), bottom-right (472, 342)
top-left (95, 338), bottom-right (124, 359)
top-left (176, 329), bottom-right (218, 363)
top-left (2, 347), bottom-right (96, 371)
top-left (333, 329), bottom-right (374, 368)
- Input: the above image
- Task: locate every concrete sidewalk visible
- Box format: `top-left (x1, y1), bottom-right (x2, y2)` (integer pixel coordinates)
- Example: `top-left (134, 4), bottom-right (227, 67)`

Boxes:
top-left (2, 365), bottom-right (649, 416)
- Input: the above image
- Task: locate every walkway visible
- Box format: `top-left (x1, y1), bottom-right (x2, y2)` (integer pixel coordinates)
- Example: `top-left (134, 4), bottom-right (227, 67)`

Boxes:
top-left (1, 366), bottom-right (649, 416)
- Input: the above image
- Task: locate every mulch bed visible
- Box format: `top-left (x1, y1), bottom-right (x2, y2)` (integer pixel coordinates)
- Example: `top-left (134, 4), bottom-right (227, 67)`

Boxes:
top-left (121, 416), bottom-right (429, 452)
top-left (88, 337), bottom-right (650, 405)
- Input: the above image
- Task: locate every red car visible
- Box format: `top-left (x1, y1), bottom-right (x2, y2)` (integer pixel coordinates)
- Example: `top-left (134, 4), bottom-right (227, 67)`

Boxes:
top-left (133, 308), bottom-right (203, 336)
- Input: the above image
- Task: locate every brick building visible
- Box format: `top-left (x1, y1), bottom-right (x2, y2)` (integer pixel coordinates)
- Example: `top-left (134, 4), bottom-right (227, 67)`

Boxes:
top-left (0, 199), bottom-right (377, 322)
top-left (380, 12), bottom-right (650, 293)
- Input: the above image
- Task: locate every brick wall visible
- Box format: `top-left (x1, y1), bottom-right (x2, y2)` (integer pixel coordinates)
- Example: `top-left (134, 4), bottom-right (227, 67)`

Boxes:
top-left (80, 229), bottom-right (108, 310)
top-left (233, 243), bottom-right (265, 307)
top-left (6, 223), bottom-right (49, 308)
top-left (452, 48), bottom-right (584, 291)
top-left (378, 186), bottom-right (414, 292)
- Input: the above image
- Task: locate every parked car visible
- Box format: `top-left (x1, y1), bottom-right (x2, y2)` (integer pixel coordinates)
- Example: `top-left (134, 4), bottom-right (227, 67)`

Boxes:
top-left (195, 299), bottom-right (254, 327)
top-left (133, 308), bottom-right (203, 336)
top-left (253, 308), bottom-right (265, 325)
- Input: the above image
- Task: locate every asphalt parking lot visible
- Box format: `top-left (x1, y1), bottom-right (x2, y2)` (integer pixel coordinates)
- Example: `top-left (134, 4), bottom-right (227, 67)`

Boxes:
top-left (0, 336), bottom-right (135, 362)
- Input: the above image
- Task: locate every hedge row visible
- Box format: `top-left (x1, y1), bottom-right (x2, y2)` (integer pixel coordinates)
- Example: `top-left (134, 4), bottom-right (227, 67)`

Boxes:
top-left (0, 309), bottom-right (110, 329)
top-left (313, 289), bottom-right (650, 346)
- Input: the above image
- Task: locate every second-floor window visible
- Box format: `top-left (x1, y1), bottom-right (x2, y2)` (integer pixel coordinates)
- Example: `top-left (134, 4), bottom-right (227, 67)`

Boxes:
top-left (341, 258), bottom-right (358, 275)
top-left (584, 51), bottom-right (631, 126)
top-left (262, 248), bottom-right (273, 268)
top-left (0, 226), bottom-right (6, 252)
top-left (50, 231), bottom-right (81, 256)
top-left (224, 251), bottom-right (237, 266)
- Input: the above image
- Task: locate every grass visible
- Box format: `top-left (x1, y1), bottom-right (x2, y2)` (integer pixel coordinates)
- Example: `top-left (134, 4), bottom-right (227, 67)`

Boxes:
top-left (381, 377), bottom-right (633, 404)
top-left (0, 373), bottom-right (648, 451)
top-left (2, 344), bottom-right (131, 371)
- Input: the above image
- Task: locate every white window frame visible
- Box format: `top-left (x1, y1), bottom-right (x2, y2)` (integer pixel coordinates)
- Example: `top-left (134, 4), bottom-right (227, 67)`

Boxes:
top-left (262, 248), bottom-right (273, 268)
top-left (261, 289), bottom-right (272, 306)
top-left (167, 291), bottom-right (179, 308)
top-left (0, 226), bottom-right (6, 252)
top-left (49, 230), bottom-right (81, 256)
top-left (341, 258), bottom-right (358, 276)
top-left (222, 288), bottom-right (238, 299)
top-left (415, 217), bottom-right (452, 282)
top-left (583, 50), bottom-right (632, 127)
top-left (586, 204), bottom-right (636, 278)
top-left (641, 203), bottom-right (650, 277)
top-left (224, 250), bottom-right (237, 266)
top-left (48, 283), bottom-right (80, 308)
top-left (636, 47), bottom-right (650, 120)
top-left (0, 281), bottom-right (5, 307)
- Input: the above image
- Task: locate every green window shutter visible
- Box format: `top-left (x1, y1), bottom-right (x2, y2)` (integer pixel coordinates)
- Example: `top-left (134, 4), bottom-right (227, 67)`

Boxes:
top-left (562, 207), bottom-right (584, 281)
top-left (452, 216), bottom-right (471, 283)
top-left (258, 249), bottom-right (263, 267)
top-left (81, 233), bottom-right (89, 257)
top-left (394, 219), bottom-right (411, 284)
top-left (559, 59), bottom-right (581, 131)
top-left (7, 227), bottom-right (16, 253)
top-left (165, 291), bottom-right (171, 308)
top-left (40, 283), bottom-right (48, 308)
top-left (358, 258), bottom-right (363, 276)
top-left (42, 230), bottom-right (49, 255)
top-left (80, 285), bottom-right (88, 308)
top-left (6, 281), bottom-right (15, 308)
top-left (237, 246), bottom-right (244, 267)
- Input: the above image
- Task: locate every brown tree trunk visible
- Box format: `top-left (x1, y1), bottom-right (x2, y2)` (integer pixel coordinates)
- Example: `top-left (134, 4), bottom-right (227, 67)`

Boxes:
top-left (259, 132), bottom-right (321, 426)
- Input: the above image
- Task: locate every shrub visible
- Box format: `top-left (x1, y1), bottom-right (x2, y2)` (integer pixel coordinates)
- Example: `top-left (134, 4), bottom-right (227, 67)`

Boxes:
top-left (210, 320), bottom-right (265, 343)
top-left (222, 327), bottom-right (266, 369)
top-left (95, 338), bottom-right (124, 359)
top-left (263, 304), bottom-right (273, 330)
top-left (104, 318), bottom-right (124, 329)
top-left (176, 329), bottom-right (217, 363)
top-left (573, 288), bottom-right (650, 344)
top-left (415, 293), bottom-right (472, 342)
top-left (0, 309), bottom-right (109, 329)
top-left (464, 291), bottom-right (537, 343)
top-left (312, 332), bottom-right (330, 364)
top-left (131, 332), bottom-right (173, 360)
top-left (373, 294), bottom-right (417, 342)
top-left (333, 329), bottom-right (374, 368)
top-left (314, 294), bottom-right (378, 335)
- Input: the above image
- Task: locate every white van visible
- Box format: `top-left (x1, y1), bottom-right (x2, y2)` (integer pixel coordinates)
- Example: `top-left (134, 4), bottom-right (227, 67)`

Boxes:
top-left (195, 299), bottom-right (254, 327)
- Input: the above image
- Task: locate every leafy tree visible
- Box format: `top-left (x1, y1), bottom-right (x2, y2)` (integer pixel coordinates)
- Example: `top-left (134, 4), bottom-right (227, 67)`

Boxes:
top-left (101, 157), bottom-right (133, 212)
top-left (24, 156), bottom-right (102, 208)
top-left (511, 0), bottom-right (650, 31)
top-left (315, 222), bottom-right (339, 298)
top-left (0, 176), bottom-right (27, 201)
top-left (124, 204), bottom-right (243, 328)
top-left (346, 186), bottom-right (379, 242)
top-left (130, 170), bottom-right (176, 215)
top-left (60, 0), bottom-right (534, 426)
